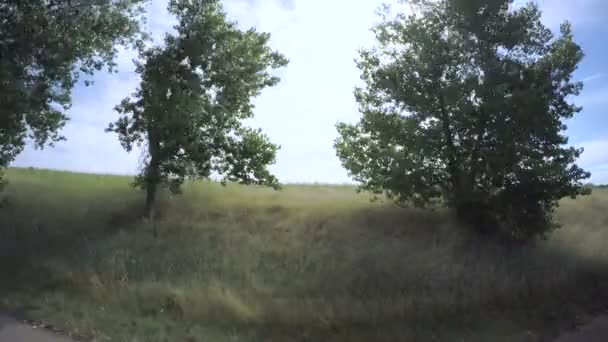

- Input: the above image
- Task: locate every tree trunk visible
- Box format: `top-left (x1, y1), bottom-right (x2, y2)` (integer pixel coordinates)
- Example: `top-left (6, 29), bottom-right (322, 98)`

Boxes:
top-left (145, 135), bottom-right (161, 237)
top-left (145, 179), bottom-right (157, 219)
top-left (438, 93), bottom-right (461, 200)
top-left (145, 180), bottom-right (158, 238)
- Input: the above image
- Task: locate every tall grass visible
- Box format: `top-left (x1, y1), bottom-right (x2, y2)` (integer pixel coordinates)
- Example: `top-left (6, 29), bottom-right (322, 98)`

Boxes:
top-left (1, 168), bottom-right (607, 341)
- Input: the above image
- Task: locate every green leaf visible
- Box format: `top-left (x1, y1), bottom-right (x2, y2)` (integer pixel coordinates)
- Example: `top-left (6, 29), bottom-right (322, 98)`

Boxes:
top-left (108, 0), bottom-right (287, 203)
top-left (335, 0), bottom-right (590, 241)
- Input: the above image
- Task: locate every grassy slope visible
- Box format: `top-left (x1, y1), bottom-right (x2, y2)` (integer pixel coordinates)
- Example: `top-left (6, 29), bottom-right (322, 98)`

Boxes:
top-left (1, 168), bottom-right (607, 341)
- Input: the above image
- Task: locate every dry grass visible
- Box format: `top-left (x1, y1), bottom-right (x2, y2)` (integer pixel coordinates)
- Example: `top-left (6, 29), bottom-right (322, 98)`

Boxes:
top-left (1, 167), bottom-right (608, 341)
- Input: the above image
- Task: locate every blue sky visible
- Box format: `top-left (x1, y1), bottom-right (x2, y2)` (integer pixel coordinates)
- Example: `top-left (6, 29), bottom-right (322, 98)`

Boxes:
top-left (14, 0), bottom-right (608, 183)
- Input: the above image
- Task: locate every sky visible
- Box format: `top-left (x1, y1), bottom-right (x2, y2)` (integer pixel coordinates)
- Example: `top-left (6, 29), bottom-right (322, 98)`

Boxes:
top-left (14, 0), bottom-right (608, 184)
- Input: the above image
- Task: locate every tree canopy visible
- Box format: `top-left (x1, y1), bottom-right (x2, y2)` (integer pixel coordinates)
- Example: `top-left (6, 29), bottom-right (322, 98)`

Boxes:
top-left (0, 0), bottom-right (146, 177)
top-left (335, 0), bottom-right (590, 241)
top-left (108, 0), bottom-right (288, 215)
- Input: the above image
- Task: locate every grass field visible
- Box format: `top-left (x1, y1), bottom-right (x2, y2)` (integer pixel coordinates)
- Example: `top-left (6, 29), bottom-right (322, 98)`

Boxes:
top-left (1, 168), bottom-right (608, 341)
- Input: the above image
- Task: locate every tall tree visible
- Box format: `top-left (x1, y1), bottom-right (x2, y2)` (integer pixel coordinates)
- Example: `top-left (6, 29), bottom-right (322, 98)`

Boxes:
top-left (335, 0), bottom-right (590, 241)
top-left (0, 0), bottom-right (146, 183)
top-left (108, 0), bottom-right (287, 217)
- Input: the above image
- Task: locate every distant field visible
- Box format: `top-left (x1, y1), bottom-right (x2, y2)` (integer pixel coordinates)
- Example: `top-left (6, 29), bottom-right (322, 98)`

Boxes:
top-left (1, 168), bottom-right (607, 341)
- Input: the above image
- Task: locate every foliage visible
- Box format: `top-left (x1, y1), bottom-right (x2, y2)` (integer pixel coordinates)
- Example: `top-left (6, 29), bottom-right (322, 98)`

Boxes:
top-left (335, 0), bottom-right (591, 241)
top-left (107, 0), bottom-right (288, 214)
top-left (0, 0), bottom-right (147, 176)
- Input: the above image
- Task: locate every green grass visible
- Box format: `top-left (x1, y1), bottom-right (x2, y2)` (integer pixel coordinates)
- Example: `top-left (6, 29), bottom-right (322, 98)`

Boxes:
top-left (1, 167), bottom-right (608, 341)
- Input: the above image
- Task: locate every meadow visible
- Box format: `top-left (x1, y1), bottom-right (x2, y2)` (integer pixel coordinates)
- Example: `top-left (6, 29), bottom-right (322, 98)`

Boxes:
top-left (1, 168), bottom-right (607, 341)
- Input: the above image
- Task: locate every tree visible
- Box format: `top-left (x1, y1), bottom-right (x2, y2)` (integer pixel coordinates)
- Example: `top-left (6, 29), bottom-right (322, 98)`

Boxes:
top-left (335, 0), bottom-right (590, 242)
top-left (0, 0), bottom-right (146, 182)
top-left (108, 0), bottom-right (288, 218)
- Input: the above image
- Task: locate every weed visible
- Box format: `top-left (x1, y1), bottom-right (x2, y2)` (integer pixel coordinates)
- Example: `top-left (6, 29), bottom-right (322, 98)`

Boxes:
top-left (1, 168), bottom-right (607, 341)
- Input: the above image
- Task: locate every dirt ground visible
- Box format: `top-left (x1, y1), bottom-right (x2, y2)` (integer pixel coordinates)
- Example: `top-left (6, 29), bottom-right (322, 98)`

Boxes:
top-left (2, 313), bottom-right (608, 342)
top-left (553, 316), bottom-right (608, 342)
top-left (0, 315), bottom-right (72, 342)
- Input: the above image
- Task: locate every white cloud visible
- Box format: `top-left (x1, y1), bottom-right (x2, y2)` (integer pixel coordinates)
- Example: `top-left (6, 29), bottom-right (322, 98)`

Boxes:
top-left (577, 138), bottom-right (608, 184)
top-left (12, 0), bottom-right (607, 184)
top-left (223, 0), bottom-right (389, 182)
top-left (13, 64), bottom-right (144, 175)
top-left (14, 0), bottom-right (387, 183)
top-left (581, 73), bottom-right (606, 83)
